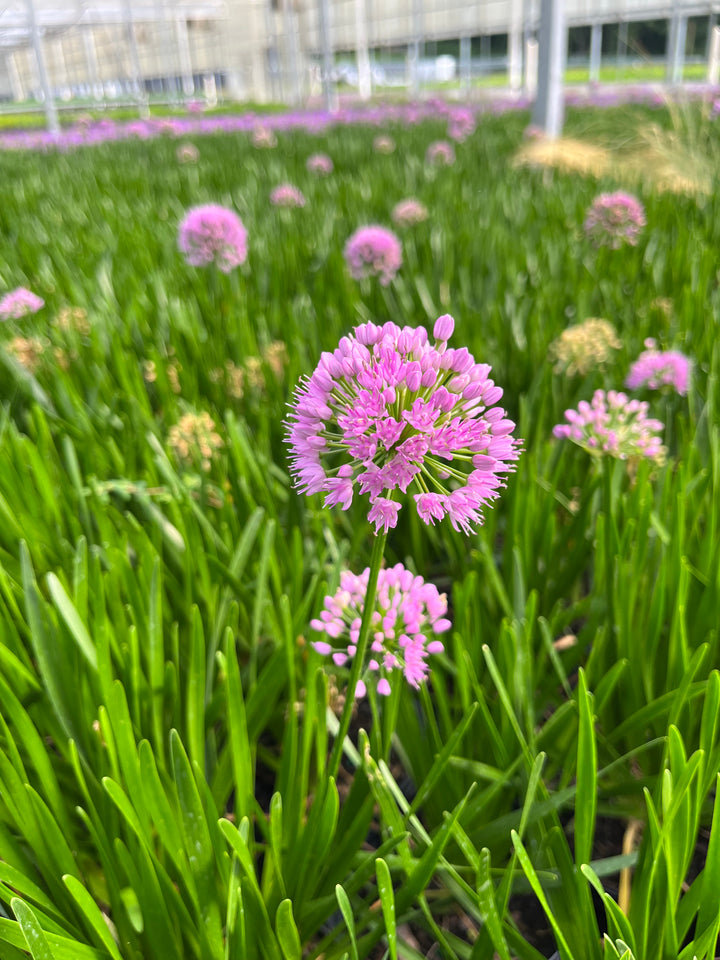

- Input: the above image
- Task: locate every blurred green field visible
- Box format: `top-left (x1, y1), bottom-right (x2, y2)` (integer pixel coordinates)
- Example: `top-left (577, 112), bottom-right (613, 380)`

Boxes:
top-left (0, 105), bottom-right (719, 960)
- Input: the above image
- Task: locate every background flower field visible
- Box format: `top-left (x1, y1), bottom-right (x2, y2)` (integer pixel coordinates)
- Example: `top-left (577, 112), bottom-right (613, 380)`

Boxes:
top-left (0, 101), bottom-right (719, 960)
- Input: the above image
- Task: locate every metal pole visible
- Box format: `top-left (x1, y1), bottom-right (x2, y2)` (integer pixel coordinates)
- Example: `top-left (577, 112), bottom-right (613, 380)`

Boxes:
top-left (408, 0), bottom-right (422, 97)
top-left (708, 23), bottom-right (720, 84)
top-left (508, 0), bottom-right (523, 91)
top-left (460, 34), bottom-right (471, 92)
top-left (355, 0), bottom-right (371, 100)
top-left (26, 0), bottom-right (59, 135)
top-left (282, 0), bottom-right (301, 105)
top-left (82, 28), bottom-right (103, 104)
top-left (617, 19), bottom-right (628, 71)
top-left (317, 0), bottom-right (335, 109)
top-left (531, 0), bottom-right (566, 139)
top-left (175, 16), bottom-right (194, 96)
top-left (6, 53), bottom-right (25, 102)
top-left (124, 0), bottom-right (149, 116)
top-left (589, 21), bottom-right (602, 82)
top-left (668, 13), bottom-right (687, 85)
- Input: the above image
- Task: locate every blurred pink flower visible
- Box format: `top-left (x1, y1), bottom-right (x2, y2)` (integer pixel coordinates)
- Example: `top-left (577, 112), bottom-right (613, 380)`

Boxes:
top-left (426, 140), bottom-right (455, 166)
top-left (626, 348), bottom-right (690, 395)
top-left (178, 204), bottom-right (248, 272)
top-left (584, 191), bottom-right (646, 248)
top-left (344, 226), bottom-right (402, 285)
top-left (0, 287), bottom-right (44, 321)
top-left (392, 198), bottom-right (428, 227)
top-left (306, 152), bottom-right (333, 175)
top-left (553, 389), bottom-right (665, 462)
top-left (270, 183), bottom-right (306, 208)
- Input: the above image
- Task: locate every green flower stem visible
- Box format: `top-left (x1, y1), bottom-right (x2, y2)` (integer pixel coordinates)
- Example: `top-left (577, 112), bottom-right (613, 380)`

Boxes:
top-left (602, 457), bottom-right (616, 646)
top-left (328, 529), bottom-right (388, 780)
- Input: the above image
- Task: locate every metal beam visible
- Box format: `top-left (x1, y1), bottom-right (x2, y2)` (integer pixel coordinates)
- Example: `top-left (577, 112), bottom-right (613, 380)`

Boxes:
top-left (25, 0), bottom-right (59, 135)
top-left (532, 0), bottom-right (566, 139)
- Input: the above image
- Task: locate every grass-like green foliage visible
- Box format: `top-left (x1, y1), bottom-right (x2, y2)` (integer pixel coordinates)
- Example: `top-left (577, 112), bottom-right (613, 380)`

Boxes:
top-left (0, 103), bottom-right (719, 960)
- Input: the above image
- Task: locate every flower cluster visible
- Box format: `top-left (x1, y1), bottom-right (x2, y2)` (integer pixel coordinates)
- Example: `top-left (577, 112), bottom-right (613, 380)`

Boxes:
top-left (270, 183), bottom-right (307, 208)
top-left (209, 341), bottom-right (288, 400)
top-left (251, 125), bottom-right (277, 148)
top-left (344, 226), bottom-right (402, 285)
top-left (167, 411), bottom-right (224, 472)
top-left (311, 563), bottom-right (450, 696)
top-left (626, 347), bottom-right (690, 395)
top-left (550, 318), bottom-right (621, 376)
top-left (583, 191), bottom-right (646, 248)
top-left (53, 306), bottom-right (90, 336)
top-left (176, 142), bottom-right (199, 163)
top-left (5, 336), bottom-right (46, 372)
top-left (553, 389), bottom-right (665, 463)
top-left (306, 152), bottom-right (333, 175)
top-left (178, 204), bottom-right (248, 272)
top-left (286, 315), bottom-right (521, 535)
top-left (373, 134), bottom-right (396, 154)
top-left (447, 107), bottom-right (475, 142)
top-left (426, 141), bottom-right (456, 166)
top-left (392, 198), bottom-right (428, 228)
top-left (0, 287), bottom-right (44, 321)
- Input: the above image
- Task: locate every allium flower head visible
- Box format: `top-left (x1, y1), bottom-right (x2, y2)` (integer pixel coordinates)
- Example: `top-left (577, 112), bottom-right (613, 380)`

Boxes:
top-left (311, 563), bottom-right (451, 697)
top-left (584, 191), bottom-right (646, 248)
top-left (553, 389), bottom-right (665, 463)
top-left (448, 107), bottom-right (475, 142)
top-left (626, 348), bottom-right (690, 395)
top-left (392, 198), bottom-right (428, 228)
top-left (0, 287), bottom-right (44, 321)
top-left (5, 336), bottom-right (46, 372)
top-left (286, 315), bottom-right (521, 535)
top-left (426, 141), bottom-right (456, 166)
top-left (344, 226), bottom-right (402, 285)
top-left (550, 318), bottom-right (621, 376)
top-left (178, 204), bottom-right (248, 272)
top-left (167, 410), bottom-right (224, 472)
top-left (251, 125), bottom-right (277, 148)
top-left (270, 183), bottom-right (307, 208)
top-left (176, 142), bottom-right (199, 163)
top-left (373, 134), bottom-right (396, 154)
top-left (307, 152), bottom-right (333, 175)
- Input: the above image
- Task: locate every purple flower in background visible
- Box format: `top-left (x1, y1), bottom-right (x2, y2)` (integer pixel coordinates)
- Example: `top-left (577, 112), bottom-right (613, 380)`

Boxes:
top-left (584, 191), bottom-right (646, 248)
top-left (447, 107), bottom-right (476, 142)
top-left (178, 204), bottom-right (248, 272)
top-left (626, 348), bottom-right (690, 395)
top-left (392, 198), bottom-right (428, 227)
top-left (344, 226), bottom-right (402, 285)
top-left (553, 389), bottom-right (666, 463)
top-left (0, 287), bottom-right (44, 321)
top-left (311, 563), bottom-right (451, 697)
top-left (286, 315), bottom-right (521, 535)
top-left (270, 183), bottom-right (307, 207)
top-left (307, 152), bottom-right (333, 175)
top-left (373, 134), bottom-right (396, 154)
top-left (426, 140), bottom-right (456, 166)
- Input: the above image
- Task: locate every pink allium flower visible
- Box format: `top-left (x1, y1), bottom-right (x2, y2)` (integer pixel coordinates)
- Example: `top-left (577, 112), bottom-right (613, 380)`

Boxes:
top-left (310, 563), bottom-right (451, 696)
top-left (307, 152), bottom-right (333, 175)
top-left (176, 142), bottom-right (199, 163)
top-left (583, 191), bottom-right (646, 248)
top-left (426, 141), bottom-right (456, 166)
top-left (286, 315), bottom-right (521, 535)
top-left (553, 389), bottom-right (666, 463)
top-left (373, 134), bottom-right (396, 154)
top-left (251, 125), bottom-right (277, 148)
top-left (626, 348), bottom-right (690, 395)
top-left (447, 107), bottom-right (476, 142)
top-left (344, 226), bottom-right (402, 285)
top-left (0, 287), bottom-right (44, 321)
top-left (270, 183), bottom-right (306, 208)
top-left (185, 99), bottom-right (205, 113)
top-left (392, 198), bottom-right (428, 227)
top-left (178, 204), bottom-right (248, 272)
